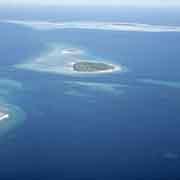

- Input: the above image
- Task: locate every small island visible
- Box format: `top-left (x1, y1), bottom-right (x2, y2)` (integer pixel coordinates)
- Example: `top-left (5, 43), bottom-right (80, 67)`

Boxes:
top-left (73, 61), bottom-right (116, 73)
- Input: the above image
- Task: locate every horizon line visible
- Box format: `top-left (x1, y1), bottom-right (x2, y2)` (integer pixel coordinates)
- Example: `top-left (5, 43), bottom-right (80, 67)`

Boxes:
top-left (1, 4), bottom-right (180, 8)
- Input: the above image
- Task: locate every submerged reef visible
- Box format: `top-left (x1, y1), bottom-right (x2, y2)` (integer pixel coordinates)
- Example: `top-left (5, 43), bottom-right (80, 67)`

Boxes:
top-left (138, 79), bottom-right (180, 89)
top-left (15, 44), bottom-right (122, 75)
top-left (3, 20), bottom-right (180, 32)
top-left (64, 80), bottom-right (128, 99)
top-left (0, 79), bottom-right (25, 137)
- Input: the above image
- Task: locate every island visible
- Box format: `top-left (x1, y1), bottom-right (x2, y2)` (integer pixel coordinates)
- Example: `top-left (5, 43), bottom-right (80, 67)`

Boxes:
top-left (15, 45), bottom-right (122, 75)
top-left (73, 61), bottom-right (116, 73)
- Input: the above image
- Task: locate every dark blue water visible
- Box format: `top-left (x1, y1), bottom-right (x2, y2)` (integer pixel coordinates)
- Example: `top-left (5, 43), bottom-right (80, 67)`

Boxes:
top-left (0, 7), bottom-right (180, 180)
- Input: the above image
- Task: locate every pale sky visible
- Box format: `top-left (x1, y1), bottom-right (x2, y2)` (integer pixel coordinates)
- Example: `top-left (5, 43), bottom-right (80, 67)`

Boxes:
top-left (0, 0), bottom-right (180, 7)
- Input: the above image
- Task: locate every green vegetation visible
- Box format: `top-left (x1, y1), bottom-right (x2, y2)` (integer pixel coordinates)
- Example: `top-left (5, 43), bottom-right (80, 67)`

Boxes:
top-left (73, 62), bottom-right (114, 72)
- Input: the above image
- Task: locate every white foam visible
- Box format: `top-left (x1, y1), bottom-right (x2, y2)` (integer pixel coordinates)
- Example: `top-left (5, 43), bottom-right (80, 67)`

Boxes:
top-left (0, 114), bottom-right (9, 121)
top-left (2, 20), bottom-right (180, 32)
top-left (61, 48), bottom-right (84, 55)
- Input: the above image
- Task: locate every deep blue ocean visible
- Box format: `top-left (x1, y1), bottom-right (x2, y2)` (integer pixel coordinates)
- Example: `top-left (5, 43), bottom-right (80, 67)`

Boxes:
top-left (0, 6), bottom-right (180, 180)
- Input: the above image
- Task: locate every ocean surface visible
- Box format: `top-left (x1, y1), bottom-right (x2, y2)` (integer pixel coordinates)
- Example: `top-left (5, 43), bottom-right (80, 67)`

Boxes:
top-left (0, 6), bottom-right (180, 179)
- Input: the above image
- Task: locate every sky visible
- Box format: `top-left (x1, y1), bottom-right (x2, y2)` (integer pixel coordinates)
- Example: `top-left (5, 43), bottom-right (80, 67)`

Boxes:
top-left (0, 0), bottom-right (180, 7)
